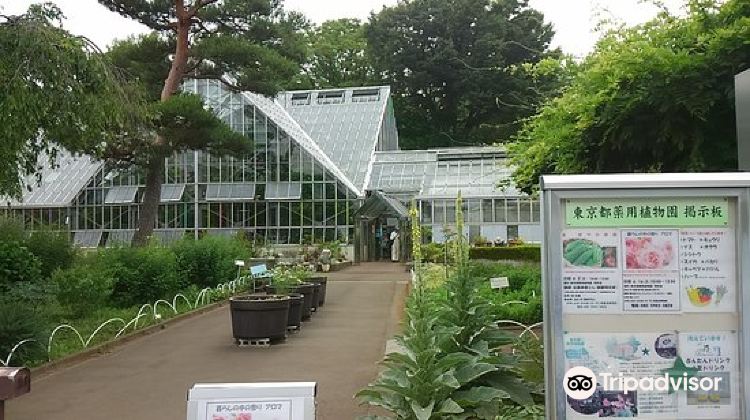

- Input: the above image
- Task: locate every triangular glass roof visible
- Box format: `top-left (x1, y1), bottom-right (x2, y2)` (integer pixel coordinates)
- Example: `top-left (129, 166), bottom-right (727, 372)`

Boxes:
top-left (278, 87), bottom-right (392, 192)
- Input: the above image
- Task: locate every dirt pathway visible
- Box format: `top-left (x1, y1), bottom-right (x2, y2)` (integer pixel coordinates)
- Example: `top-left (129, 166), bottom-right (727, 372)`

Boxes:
top-left (8, 262), bottom-right (409, 420)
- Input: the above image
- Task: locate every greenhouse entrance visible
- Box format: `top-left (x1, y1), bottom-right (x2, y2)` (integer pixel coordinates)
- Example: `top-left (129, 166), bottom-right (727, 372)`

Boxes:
top-left (353, 191), bottom-right (410, 263)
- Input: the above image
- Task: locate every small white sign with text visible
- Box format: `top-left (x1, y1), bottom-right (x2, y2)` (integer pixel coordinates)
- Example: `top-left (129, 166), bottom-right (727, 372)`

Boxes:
top-left (490, 277), bottom-right (509, 289)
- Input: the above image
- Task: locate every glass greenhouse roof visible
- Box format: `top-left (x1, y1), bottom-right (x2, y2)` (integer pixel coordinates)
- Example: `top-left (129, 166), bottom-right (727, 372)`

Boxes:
top-left (265, 182), bottom-right (302, 200)
top-left (5, 151), bottom-right (103, 208)
top-left (279, 87), bottom-right (392, 192)
top-left (368, 147), bottom-right (521, 198)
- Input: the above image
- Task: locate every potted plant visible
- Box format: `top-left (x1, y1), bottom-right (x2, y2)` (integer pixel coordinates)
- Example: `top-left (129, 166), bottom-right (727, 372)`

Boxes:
top-left (301, 269), bottom-right (328, 308)
top-left (229, 293), bottom-right (289, 343)
top-left (266, 266), bottom-right (305, 331)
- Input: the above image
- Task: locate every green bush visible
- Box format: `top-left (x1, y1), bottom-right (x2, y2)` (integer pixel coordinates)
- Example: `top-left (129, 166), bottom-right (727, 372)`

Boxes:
top-left (469, 261), bottom-right (543, 324)
top-left (0, 241), bottom-right (43, 294)
top-left (100, 245), bottom-right (181, 307)
top-left (25, 229), bottom-right (75, 278)
top-left (0, 215), bottom-right (26, 243)
top-left (173, 236), bottom-right (247, 289)
top-left (469, 245), bottom-right (541, 262)
top-left (53, 264), bottom-right (113, 317)
top-left (420, 242), bottom-right (446, 263)
top-left (0, 303), bottom-right (47, 365)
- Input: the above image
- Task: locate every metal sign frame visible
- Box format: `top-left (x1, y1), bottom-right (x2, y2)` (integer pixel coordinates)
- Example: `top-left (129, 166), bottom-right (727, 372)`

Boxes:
top-left (541, 173), bottom-right (750, 420)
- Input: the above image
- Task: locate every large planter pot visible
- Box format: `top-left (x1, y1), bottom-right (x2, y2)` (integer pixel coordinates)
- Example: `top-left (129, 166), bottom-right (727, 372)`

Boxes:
top-left (309, 275), bottom-right (327, 306)
top-left (309, 282), bottom-right (321, 312)
top-left (230, 295), bottom-right (290, 341)
top-left (286, 293), bottom-right (303, 330)
top-left (293, 282), bottom-right (315, 321)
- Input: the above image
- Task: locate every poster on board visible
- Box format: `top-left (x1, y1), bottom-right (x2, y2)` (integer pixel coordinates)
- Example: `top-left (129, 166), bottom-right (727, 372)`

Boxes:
top-left (564, 331), bottom-right (739, 419)
top-left (561, 229), bottom-right (621, 313)
top-left (679, 229), bottom-right (736, 313)
top-left (205, 400), bottom-right (292, 420)
top-left (621, 230), bottom-right (680, 312)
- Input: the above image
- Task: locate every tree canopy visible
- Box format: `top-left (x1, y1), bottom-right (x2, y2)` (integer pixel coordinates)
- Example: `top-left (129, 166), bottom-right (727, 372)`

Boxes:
top-left (0, 4), bottom-right (144, 199)
top-left (366, 0), bottom-right (555, 149)
top-left (511, 0), bottom-right (750, 193)
top-left (291, 18), bottom-right (376, 90)
top-left (98, 0), bottom-right (307, 244)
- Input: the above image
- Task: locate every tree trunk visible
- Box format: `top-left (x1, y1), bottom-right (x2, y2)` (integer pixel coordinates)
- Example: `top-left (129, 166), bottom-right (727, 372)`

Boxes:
top-left (132, 1), bottom-right (191, 246)
top-left (132, 153), bottom-right (165, 246)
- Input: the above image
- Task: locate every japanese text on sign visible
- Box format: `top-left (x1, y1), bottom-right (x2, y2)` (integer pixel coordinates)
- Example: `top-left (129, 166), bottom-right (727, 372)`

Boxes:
top-left (566, 198), bottom-right (728, 227)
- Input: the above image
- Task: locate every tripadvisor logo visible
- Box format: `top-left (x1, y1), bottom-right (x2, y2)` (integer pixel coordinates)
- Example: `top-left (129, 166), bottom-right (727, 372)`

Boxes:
top-left (563, 366), bottom-right (723, 399)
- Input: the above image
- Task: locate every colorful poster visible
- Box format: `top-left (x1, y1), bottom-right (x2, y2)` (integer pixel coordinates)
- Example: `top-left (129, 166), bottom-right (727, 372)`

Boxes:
top-left (564, 332), bottom-right (678, 418)
top-left (206, 400), bottom-right (292, 420)
top-left (561, 229), bottom-right (621, 313)
top-left (680, 229), bottom-right (736, 312)
top-left (677, 332), bottom-right (739, 419)
top-left (621, 230), bottom-right (680, 312)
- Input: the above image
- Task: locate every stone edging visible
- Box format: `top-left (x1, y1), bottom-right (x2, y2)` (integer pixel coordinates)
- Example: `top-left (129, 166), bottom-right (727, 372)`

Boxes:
top-left (32, 300), bottom-right (228, 379)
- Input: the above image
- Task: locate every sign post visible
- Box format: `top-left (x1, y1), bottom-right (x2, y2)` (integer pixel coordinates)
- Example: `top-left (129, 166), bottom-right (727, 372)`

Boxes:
top-left (186, 382), bottom-right (316, 420)
top-left (541, 173), bottom-right (750, 419)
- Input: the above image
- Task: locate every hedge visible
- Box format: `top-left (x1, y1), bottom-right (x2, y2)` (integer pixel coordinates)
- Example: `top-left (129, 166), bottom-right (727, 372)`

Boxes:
top-left (469, 246), bottom-right (541, 262)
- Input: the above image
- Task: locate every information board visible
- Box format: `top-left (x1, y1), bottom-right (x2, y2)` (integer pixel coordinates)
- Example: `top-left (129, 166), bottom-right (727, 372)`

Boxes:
top-left (541, 174), bottom-right (750, 420)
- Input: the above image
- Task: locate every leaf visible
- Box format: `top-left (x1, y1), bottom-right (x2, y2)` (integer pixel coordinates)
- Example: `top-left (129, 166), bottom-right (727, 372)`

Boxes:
top-left (410, 400), bottom-right (435, 420)
top-left (452, 386), bottom-right (511, 405)
top-left (437, 398), bottom-right (464, 414)
top-left (454, 362), bottom-right (497, 385)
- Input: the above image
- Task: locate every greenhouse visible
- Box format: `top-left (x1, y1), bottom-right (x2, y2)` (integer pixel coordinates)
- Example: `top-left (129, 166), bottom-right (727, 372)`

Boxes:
top-left (2, 78), bottom-right (540, 250)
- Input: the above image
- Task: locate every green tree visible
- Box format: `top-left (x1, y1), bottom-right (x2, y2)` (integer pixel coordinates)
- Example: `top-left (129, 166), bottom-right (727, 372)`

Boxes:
top-left (366, 0), bottom-right (555, 149)
top-left (99, 0), bottom-right (307, 245)
top-left (291, 18), bottom-right (376, 89)
top-left (511, 0), bottom-right (750, 193)
top-left (0, 4), bottom-right (144, 199)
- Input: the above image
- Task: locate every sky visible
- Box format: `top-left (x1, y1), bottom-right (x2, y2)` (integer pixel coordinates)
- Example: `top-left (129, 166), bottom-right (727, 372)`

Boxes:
top-left (1, 0), bottom-right (687, 57)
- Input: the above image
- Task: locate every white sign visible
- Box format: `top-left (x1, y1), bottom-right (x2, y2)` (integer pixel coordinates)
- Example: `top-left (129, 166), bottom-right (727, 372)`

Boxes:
top-left (207, 400), bottom-right (291, 420)
top-left (490, 277), bottom-right (509, 289)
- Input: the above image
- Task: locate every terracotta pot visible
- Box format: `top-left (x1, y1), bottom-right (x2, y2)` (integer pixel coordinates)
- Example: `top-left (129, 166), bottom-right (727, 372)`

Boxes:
top-left (229, 295), bottom-right (289, 340)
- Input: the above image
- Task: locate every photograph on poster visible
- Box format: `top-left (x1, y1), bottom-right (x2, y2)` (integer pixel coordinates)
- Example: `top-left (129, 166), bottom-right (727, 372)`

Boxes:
top-left (623, 230), bottom-right (677, 270)
top-left (561, 230), bottom-right (621, 313)
top-left (567, 387), bottom-right (638, 417)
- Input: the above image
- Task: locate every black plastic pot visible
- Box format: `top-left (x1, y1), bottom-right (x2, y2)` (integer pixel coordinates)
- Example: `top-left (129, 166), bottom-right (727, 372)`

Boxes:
top-left (286, 293), bottom-right (303, 330)
top-left (309, 275), bottom-right (327, 306)
top-left (293, 282), bottom-right (315, 321)
top-left (230, 295), bottom-right (290, 341)
top-left (310, 282), bottom-right (321, 312)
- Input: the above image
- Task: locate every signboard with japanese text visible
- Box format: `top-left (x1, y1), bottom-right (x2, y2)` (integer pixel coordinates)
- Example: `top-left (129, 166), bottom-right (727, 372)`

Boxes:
top-left (541, 174), bottom-right (750, 420)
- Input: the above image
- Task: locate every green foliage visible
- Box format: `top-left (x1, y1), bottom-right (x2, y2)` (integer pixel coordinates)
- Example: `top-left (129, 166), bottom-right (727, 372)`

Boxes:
top-left (25, 229), bottom-right (75, 278)
top-left (0, 241), bottom-right (43, 294)
top-left (173, 236), bottom-right (248, 289)
top-left (318, 240), bottom-right (343, 260)
top-left (511, 0), bottom-right (750, 192)
top-left (99, 245), bottom-right (181, 307)
top-left (366, 0), bottom-right (556, 149)
top-left (269, 265), bottom-right (308, 295)
top-left (292, 18), bottom-right (375, 89)
top-left (0, 215), bottom-right (26, 243)
top-left (421, 243), bottom-right (449, 264)
top-left (469, 261), bottom-right (542, 324)
top-left (359, 198), bottom-right (535, 418)
top-left (53, 264), bottom-right (114, 318)
top-left (0, 303), bottom-right (47, 365)
top-left (469, 246), bottom-right (541, 262)
top-left (0, 4), bottom-right (146, 198)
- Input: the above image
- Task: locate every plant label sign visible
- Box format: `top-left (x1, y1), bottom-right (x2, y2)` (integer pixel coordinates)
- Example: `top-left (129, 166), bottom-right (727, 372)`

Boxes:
top-left (490, 277), bottom-right (509, 289)
top-left (541, 174), bottom-right (750, 420)
top-left (187, 382), bottom-right (316, 420)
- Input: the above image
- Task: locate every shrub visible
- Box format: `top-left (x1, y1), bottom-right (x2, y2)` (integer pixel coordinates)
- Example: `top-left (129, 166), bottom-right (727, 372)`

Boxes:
top-left (420, 242), bottom-right (445, 263)
top-left (25, 228), bottom-right (75, 278)
top-left (0, 215), bottom-right (26, 243)
top-left (469, 245), bottom-right (541, 262)
top-left (0, 303), bottom-right (47, 365)
top-left (100, 245), bottom-right (181, 307)
top-left (173, 236), bottom-right (247, 289)
top-left (53, 265), bottom-right (113, 317)
top-left (0, 241), bottom-right (43, 294)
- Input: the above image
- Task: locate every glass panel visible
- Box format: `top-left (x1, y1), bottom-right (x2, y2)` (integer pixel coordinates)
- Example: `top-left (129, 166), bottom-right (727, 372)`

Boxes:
top-left (482, 199), bottom-right (494, 223)
top-left (468, 200), bottom-right (480, 223)
top-left (532, 200), bottom-right (540, 222)
top-left (446, 201), bottom-right (456, 223)
top-left (519, 199), bottom-right (531, 223)
top-left (421, 201), bottom-right (432, 224)
top-left (494, 199), bottom-right (507, 223)
top-left (434, 201), bottom-right (445, 224)
top-left (506, 199), bottom-right (519, 223)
